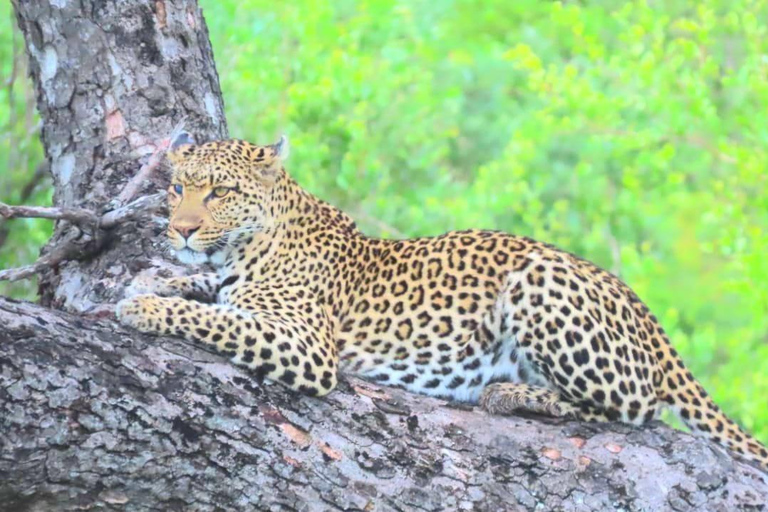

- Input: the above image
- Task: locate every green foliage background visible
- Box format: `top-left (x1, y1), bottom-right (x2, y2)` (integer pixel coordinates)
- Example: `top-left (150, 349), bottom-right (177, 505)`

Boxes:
top-left (1, 1), bottom-right (766, 441)
top-left (0, 2), bottom-right (50, 299)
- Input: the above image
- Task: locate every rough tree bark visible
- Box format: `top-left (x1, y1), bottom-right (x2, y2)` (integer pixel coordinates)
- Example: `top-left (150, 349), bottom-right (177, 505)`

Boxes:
top-left (14, 0), bottom-right (227, 311)
top-left (1, 1), bottom-right (766, 511)
top-left (3, 298), bottom-right (767, 511)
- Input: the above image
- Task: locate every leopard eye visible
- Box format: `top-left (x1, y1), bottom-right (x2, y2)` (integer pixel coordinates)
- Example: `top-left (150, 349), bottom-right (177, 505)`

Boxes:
top-left (212, 186), bottom-right (230, 198)
top-left (172, 184), bottom-right (183, 195)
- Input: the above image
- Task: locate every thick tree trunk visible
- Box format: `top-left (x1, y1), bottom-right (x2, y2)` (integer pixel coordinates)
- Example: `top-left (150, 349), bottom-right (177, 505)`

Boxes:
top-left (14, 0), bottom-right (227, 311)
top-left (2, 1), bottom-right (767, 510)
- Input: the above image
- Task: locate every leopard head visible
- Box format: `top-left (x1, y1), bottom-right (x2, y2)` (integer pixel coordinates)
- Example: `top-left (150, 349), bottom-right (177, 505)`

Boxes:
top-left (165, 134), bottom-right (289, 265)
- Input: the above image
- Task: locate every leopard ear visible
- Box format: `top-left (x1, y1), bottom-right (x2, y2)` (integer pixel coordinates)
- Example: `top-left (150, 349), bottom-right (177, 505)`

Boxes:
top-left (166, 131), bottom-right (196, 166)
top-left (269, 135), bottom-right (289, 161)
top-left (254, 135), bottom-right (289, 182)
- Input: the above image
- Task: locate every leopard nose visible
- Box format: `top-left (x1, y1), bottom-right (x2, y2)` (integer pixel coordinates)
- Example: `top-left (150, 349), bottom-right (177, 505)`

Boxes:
top-left (173, 222), bottom-right (201, 240)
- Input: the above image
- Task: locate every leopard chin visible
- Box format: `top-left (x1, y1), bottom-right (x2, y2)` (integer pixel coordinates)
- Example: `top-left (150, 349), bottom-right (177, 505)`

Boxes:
top-left (175, 247), bottom-right (210, 266)
top-left (208, 248), bottom-right (228, 267)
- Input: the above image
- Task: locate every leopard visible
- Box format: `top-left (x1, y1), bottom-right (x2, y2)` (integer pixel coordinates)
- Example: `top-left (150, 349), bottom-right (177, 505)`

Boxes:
top-left (116, 134), bottom-right (768, 471)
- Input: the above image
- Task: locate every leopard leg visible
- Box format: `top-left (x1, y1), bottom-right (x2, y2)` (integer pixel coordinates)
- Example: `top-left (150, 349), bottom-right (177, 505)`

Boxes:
top-left (125, 272), bottom-right (219, 300)
top-left (116, 294), bottom-right (338, 396)
top-left (479, 382), bottom-right (617, 421)
top-left (480, 382), bottom-right (577, 418)
top-left (492, 256), bottom-right (661, 425)
top-left (162, 273), bottom-right (220, 300)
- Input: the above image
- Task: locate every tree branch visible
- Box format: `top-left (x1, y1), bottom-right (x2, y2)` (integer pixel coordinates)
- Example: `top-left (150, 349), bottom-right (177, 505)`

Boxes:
top-left (0, 192), bottom-right (166, 283)
top-left (0, 230), bottom-right (81, 282)
top-left (0, 110), bottom-right (179, 283)
top-left (0, 202), bottom-right (99, 227)
top-left (100, 191), bottom-right (166, 228)
top-left (1, 296), bottom-right (766, 510)
top-left (114, 119), bottom-right (188, 207)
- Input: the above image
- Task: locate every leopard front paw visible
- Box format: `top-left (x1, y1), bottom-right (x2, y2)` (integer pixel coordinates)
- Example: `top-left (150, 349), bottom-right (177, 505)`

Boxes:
top-left (124, 273), bottom-right (171, 298)
top-left (116, 294), bottom-right (161, 333)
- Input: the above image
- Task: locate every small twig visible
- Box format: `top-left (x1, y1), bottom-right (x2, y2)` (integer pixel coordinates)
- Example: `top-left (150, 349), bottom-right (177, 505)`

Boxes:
top-left (0, 202), bottom-right (99, 227)
top-left (0, 192), bottom-right (167, 283)
top-left (0, 231), bottom-right (81, 283)
top-left (113, 145), bottom-right (168, 207)
top-left (167, 118), bottom-right (189, 149)
top-left (0, 116), bottom-right (177, 284)
top-left (0, 191), bottom-right (165, 230)
top-left (101, 192), bottom-right (166, 228)
top-left (115, 118), bottom-right (187, 206)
